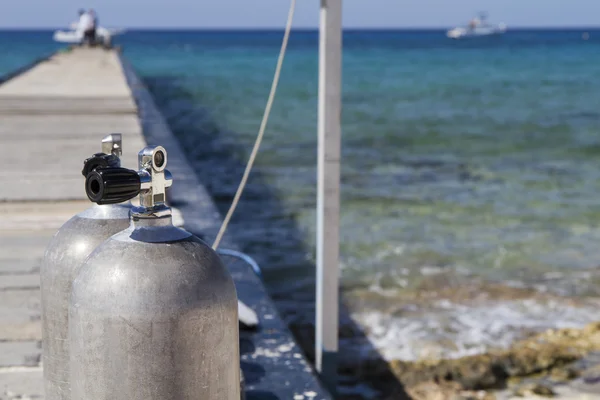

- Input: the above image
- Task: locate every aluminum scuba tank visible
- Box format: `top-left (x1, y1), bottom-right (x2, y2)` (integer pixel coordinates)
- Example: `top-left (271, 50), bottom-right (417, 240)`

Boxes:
top-left (41, 134), bottom-right (131, 400)
top-left (69, 145), bottom-right (240, 400)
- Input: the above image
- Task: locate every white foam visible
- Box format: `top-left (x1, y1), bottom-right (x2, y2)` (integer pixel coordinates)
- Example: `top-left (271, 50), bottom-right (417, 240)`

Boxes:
top-left (350, 298), bottom-right (600, 362)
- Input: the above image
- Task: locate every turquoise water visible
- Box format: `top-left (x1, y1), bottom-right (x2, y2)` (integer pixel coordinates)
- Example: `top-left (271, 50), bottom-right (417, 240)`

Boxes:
top-left (122, 30), bottom-right (600, 294)
top-left (0, 31), bottom-right (62, 76)
top-left (4, 30), bottom-right (600, 363)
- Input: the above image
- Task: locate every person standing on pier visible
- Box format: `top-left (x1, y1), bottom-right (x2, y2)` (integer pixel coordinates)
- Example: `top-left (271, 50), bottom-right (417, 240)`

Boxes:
top-left (89, 9), bottom-right (98, 32)
top-left (77, 9), bottom-right (96, 46)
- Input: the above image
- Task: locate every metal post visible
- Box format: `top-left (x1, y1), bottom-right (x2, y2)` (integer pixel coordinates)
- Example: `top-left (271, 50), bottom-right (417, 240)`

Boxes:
top-left (316, 0), bottom-right (342, 394)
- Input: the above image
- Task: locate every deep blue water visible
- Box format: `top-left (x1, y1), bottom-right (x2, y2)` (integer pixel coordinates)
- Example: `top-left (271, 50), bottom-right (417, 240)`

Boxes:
top-left (3, 29), bottom-right (600, 362)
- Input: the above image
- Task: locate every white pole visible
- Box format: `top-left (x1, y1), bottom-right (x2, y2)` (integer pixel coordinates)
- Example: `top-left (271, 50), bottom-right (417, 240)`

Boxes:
top-left (316, 0), bottom-right (342, 393)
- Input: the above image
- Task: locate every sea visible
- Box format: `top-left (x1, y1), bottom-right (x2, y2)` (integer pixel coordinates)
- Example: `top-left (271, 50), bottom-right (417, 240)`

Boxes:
top-left (3, 29), bottom-right (600, 371)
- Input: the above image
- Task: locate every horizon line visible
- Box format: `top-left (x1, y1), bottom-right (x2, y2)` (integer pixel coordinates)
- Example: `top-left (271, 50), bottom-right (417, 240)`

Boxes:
top-left (1, 25), bottom-right (600, 31)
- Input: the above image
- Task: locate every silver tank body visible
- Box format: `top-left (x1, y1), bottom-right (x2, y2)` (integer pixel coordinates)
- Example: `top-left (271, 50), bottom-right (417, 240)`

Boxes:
top-left (69, 216), bottom-right (240, 400)
top-left (41, 203), bottom-right (131, 400)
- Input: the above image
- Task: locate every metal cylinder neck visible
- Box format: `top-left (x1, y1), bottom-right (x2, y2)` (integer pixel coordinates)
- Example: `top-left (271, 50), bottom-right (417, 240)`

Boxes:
top-left (131, 209), bottom-right (173, 228)
top-left (131, 204), bottom-right (172, 221)
top-left (127, 207), bottom-right (191, 242)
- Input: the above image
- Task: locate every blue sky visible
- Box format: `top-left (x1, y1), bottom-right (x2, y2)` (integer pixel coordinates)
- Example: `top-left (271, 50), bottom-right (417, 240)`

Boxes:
top-left (1, 0), bottom-right (598, 29)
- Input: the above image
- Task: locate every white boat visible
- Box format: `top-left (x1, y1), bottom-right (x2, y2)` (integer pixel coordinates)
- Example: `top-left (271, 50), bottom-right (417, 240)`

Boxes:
top-left (53, 25), bottom-right (126, 44)
top-left (447, 13), bottom-right (506, 39)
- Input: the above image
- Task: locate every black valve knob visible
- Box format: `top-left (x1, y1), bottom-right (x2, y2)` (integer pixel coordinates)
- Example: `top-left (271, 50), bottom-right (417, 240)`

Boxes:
top-left (85, 167), bottom-right (141, 205)
top-left (81, 153), bottom-right (120, 178)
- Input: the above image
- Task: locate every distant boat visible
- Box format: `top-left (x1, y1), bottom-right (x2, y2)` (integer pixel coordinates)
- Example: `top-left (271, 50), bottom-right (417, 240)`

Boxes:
top-left (53, 24), bottom-right (126, 44)
top-left (447, 13), bottom-right (506, 39)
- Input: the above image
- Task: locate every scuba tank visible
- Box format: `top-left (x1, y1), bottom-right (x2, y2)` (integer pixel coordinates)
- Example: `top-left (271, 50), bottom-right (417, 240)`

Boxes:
top-left (41, 134), bottom-right (131, 400)
top-left (69, 145), bottom-right (240, 400)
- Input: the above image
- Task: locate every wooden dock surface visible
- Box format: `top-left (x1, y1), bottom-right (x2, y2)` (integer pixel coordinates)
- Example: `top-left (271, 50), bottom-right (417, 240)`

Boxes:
top-left (0, 47), bottom-right (146, 400)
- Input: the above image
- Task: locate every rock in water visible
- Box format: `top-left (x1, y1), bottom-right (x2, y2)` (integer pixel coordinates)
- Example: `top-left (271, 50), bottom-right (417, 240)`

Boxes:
top-left (513, 382), bottom-right (555, 397)
top-left (387, 321), bottom-right (600, 390)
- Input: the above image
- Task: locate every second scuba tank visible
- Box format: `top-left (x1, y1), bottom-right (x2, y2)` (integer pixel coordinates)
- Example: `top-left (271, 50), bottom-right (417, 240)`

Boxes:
top-left (69, 145), bottom-right (240, 400)
top-left (41, 134), bottom-right (131, 400)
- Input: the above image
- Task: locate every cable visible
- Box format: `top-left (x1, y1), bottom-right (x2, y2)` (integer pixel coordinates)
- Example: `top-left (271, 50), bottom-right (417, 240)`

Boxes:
top-left (212, 0), bottom-right (297, 249)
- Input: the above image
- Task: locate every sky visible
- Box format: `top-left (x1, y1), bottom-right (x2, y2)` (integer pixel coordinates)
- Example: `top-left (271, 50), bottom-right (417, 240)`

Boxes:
top-left (1, 0), bottom-right (599, 29)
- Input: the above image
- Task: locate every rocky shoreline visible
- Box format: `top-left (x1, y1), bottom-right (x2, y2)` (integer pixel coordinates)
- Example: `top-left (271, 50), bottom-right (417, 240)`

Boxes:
top-left (355, 322), bottom-right (600, 399)
top-left (286, 271), bottom-right (600, 400)
top-left (289, 277), bottom-right (600, 399)
top-left (393, 322), bottom-right (600, 387)
top-left (344, 270), bottom-right (600, 363)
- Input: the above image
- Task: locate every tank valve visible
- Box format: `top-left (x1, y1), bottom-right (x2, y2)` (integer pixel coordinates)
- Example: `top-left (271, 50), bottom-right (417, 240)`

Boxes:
top-left (83, 145), bottom-right (173, 212)
top-left (80, 133), bottom-right (123, 177)
top-left (101, 133), bottom-right (122, 157)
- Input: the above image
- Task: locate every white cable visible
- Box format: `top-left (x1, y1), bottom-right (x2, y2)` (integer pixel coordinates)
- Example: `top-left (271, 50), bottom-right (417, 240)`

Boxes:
top-left (212, 0), bottom-right (297, 249)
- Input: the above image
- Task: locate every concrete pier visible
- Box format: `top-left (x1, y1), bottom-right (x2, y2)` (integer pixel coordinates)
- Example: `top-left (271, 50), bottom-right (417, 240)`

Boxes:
top-left (0, 47), bottom-right (330, 400)
top-left (0, 47), bottom-right (145, 400)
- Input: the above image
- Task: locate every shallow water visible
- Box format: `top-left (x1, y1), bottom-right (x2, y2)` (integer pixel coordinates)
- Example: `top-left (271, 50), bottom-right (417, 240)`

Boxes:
top-left (4, 29), bottom-right (600, 363)
top-left (128, 30), bottom-right (600, 364)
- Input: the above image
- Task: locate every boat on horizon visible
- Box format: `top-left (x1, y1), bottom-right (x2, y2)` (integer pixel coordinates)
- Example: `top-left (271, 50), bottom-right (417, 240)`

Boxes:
top-left (447, 13), bottom-right (506, 39)
top-left (53, 21), bottom-right (126, 45)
